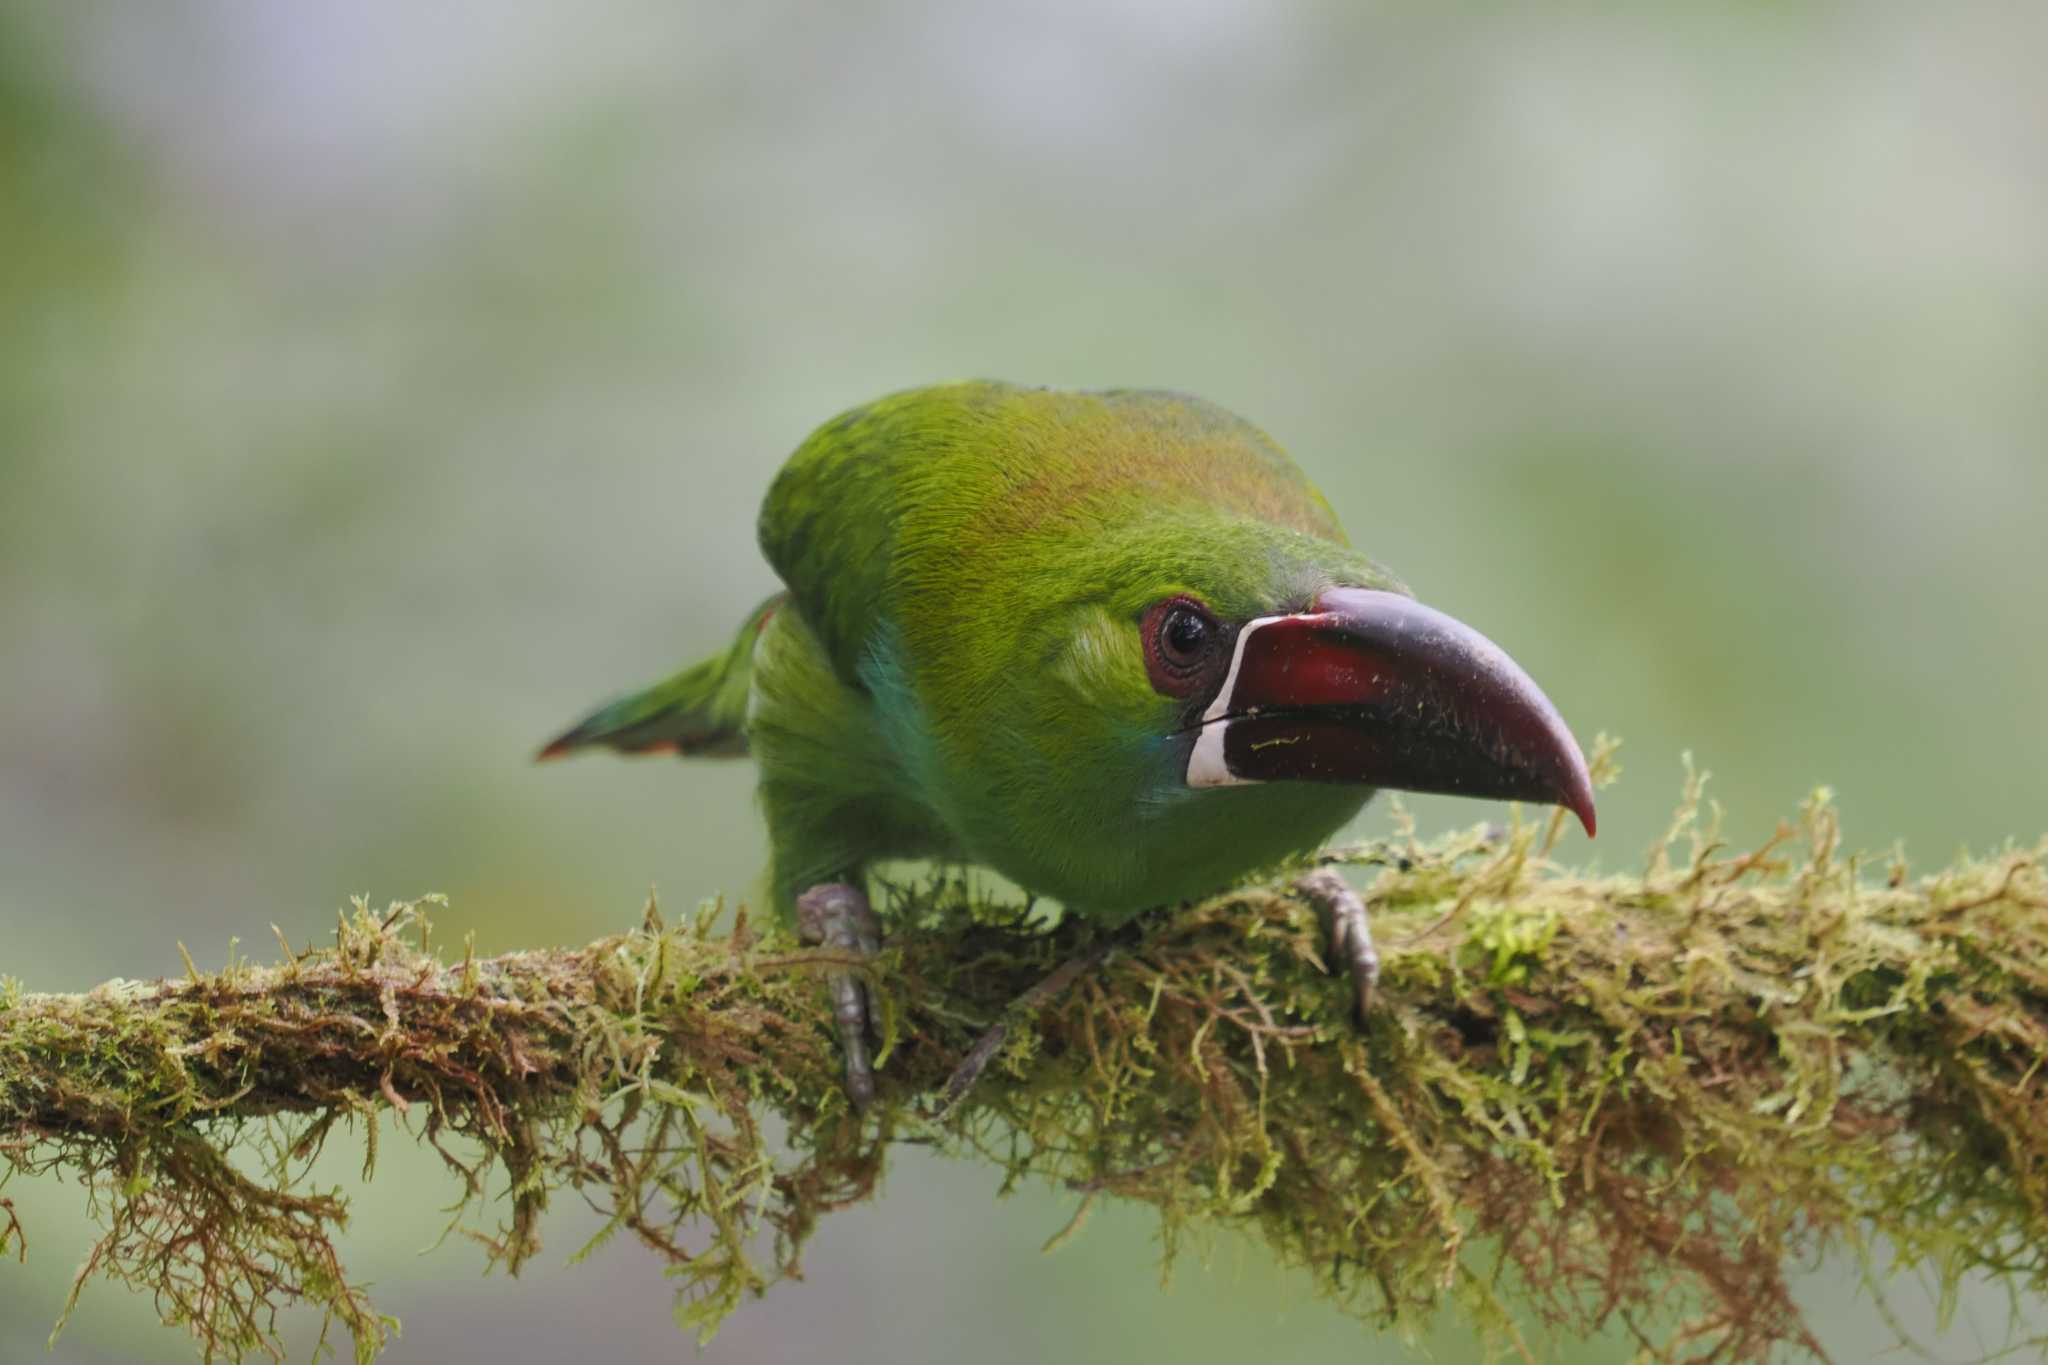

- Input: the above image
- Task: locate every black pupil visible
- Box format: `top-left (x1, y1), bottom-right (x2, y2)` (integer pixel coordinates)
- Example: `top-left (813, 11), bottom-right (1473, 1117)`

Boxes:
top-left (1164, 609), bottom-right (1208, 661)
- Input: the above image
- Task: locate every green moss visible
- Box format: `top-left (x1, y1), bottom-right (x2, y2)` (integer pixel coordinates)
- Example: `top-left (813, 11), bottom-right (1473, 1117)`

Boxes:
top-left (4, 747), bottom-right (2048, 1362)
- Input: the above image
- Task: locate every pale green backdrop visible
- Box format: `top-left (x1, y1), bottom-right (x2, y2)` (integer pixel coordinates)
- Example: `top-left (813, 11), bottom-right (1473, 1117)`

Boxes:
top-left (4, 3), bottom-right (2046, 1362)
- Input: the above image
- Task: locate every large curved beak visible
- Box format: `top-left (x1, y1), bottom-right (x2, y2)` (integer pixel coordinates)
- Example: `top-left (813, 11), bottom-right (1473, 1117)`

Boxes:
top-left (1186, 587), bottom-right (1596, 836)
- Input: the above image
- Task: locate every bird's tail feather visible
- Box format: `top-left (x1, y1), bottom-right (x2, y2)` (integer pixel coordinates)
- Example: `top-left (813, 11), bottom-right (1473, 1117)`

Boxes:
top-left (536, 592), bottom-right (785, 761)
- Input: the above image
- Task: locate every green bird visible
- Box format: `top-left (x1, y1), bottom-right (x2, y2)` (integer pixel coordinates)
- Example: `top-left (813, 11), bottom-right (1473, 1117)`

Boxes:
top-left (542, 381), bottom-right (1595, 1106)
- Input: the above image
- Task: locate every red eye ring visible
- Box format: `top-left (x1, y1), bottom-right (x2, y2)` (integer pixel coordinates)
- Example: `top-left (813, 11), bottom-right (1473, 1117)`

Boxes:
top-left (1141, 595), bottom-right (1218, 698)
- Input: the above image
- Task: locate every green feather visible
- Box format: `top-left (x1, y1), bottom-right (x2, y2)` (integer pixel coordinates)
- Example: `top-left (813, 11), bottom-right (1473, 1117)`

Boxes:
top-left (538, 593), bottom-right (784, 760)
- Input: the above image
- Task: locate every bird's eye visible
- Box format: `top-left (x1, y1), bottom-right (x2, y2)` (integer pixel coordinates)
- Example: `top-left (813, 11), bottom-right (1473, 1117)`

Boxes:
top-left (1142, 596), bottom-right (1219, 698)
top-left (1162, 607), bottom-right (1209, 663)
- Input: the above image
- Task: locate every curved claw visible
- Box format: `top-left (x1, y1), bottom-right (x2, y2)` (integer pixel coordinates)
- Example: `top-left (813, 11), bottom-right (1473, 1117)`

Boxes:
top-left (796, 882), bottom-right (883, 1110)
top-left (1295, 869), bottom-right (1379, 1021)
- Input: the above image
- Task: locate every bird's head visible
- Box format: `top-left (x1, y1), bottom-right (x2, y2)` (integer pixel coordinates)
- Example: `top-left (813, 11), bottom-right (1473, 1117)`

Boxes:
top-left (1029, 514), bottom-right (1594, 839)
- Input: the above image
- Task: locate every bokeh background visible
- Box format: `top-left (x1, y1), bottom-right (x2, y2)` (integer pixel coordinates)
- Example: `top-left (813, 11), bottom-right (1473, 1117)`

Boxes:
top-left (5, 3), bottom-right (2045, 1361)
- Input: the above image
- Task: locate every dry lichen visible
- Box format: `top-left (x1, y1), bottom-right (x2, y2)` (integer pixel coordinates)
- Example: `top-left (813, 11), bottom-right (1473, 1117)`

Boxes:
top-left (5, 747), bottom-right (2048, 1363)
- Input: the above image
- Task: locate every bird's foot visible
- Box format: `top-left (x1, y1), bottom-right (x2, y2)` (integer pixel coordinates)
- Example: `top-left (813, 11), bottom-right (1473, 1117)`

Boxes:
top-left (1294, 868), bottom-right (1379, 1021)
top-left (795, 881), bottom-right (884, 1110)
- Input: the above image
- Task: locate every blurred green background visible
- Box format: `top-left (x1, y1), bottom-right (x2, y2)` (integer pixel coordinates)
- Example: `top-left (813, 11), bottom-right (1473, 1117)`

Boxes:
top-left (4, 3), bottom-right (2045, 1362)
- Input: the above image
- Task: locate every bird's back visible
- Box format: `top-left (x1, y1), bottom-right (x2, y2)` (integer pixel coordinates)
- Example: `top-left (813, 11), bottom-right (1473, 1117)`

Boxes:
top-left (758, 381), bottom-right (1345, 685)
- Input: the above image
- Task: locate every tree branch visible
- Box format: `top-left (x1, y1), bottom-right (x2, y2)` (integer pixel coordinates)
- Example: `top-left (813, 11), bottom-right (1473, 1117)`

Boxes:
top-left (5, 759), bottom-right (2048, 1364)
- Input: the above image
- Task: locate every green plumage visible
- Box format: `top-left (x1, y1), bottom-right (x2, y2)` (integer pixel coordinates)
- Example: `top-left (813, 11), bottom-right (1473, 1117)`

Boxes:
top-left (547, 381), bottom-right (1405, 922)
top-left (538, 593), bottom-right (781, 759)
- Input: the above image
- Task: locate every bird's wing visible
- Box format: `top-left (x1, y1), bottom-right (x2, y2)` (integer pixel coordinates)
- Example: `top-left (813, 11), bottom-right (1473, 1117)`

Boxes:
top-left (756, 386), bottom-right (960, 685)
top-left (537, 593), bottom-right (785, 760)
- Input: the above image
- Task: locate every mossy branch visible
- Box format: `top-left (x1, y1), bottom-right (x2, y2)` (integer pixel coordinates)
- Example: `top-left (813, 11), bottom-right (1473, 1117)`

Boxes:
top-left (5, 753), bottom-right (2048, 1363)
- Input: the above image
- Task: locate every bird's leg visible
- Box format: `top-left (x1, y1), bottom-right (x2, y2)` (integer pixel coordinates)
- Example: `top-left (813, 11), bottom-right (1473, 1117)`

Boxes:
top-left (1294, 868), bottom-right (1379, 1020)
top-left (795, 881), bottom-right (884, 1110)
